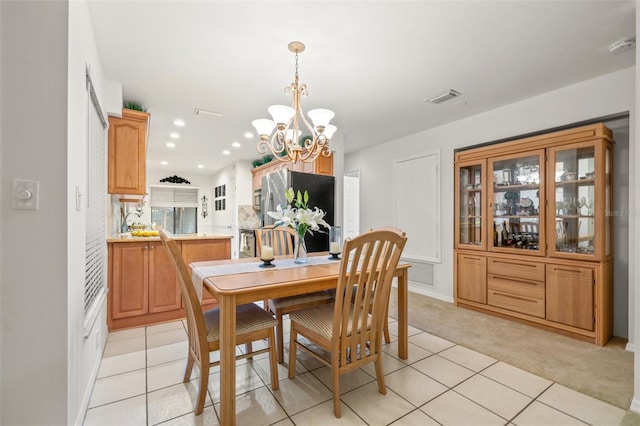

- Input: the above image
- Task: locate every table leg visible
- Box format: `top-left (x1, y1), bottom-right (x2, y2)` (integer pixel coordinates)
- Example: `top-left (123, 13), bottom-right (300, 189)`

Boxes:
top-left (397, 270), bottom-right (408, 359)
top-left (219, 294), bottom-right (237, 426)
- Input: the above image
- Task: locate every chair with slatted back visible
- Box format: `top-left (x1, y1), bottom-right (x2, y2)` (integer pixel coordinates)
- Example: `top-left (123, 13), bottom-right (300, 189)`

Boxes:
top-left (287, 227), bottom-right (407, 417)
top-left (159, 230), bottom-right (279, 415)
top-left (255, 225), bottom-right (333, 363)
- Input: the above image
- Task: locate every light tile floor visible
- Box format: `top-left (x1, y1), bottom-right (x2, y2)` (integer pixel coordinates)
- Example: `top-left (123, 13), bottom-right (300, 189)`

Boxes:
top-left (84, 317), bottom-right (630, 426)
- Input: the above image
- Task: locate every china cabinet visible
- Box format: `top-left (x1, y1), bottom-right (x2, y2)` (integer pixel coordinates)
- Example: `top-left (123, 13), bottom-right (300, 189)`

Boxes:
top-left (454, 123), bottom-right (613, 345)
top-left (454, 160), bottom-right (486, 251)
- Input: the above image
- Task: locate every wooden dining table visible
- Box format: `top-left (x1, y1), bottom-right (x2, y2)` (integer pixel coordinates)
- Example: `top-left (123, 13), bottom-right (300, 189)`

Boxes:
top-left (190, 253), bottom-right (410, 426)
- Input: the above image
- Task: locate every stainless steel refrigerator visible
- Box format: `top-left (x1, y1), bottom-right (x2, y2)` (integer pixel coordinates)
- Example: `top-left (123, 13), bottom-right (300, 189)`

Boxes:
top-left (261, 169), bottom-right (335, 253)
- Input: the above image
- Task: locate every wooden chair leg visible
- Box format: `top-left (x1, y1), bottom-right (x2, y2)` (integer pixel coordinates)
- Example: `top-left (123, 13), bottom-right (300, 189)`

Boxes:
top-left (288, 327), bottom-right (297, 379)
top-left (195, 362), bottom-right (209, 415)
top-left (332, 368), bottom-right (341, 418)
top-left (267, 329), bottom-right (279, 390)
top-left (245, 342), bottom-right (253, 359)
top-left (383, 318), bottom-right (391, 344)
top-left (383, 305), bottom-right (391, 344)
top-left (375, 356), bottom-right (386, 395)
top-left (183, 353), bottom-right (195, 382)
top-left (276, 310), bottom-right (285, 363)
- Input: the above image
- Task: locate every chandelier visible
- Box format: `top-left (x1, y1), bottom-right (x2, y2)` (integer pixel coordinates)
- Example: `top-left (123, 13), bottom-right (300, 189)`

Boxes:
top-left (252, 41), bottom-right (336, 164)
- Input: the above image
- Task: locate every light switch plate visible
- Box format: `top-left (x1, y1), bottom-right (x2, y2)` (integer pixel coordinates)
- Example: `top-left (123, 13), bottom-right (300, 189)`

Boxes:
top-left (12, 179), bottom-right (39, 210)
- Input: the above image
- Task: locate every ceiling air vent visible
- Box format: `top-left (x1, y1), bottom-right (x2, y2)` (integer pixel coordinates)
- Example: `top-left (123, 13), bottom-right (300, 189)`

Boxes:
top-left (425, 89), bottom-right (462, 105)
top-left (193, 108), bottom-right (224, 118)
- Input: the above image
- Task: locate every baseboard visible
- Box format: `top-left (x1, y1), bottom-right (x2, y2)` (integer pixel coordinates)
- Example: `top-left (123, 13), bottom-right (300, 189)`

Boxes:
top-left (626, 342), bottom-right (635, 353)
top-left (630, 397), bottom-right (640, 413)
top-left (402, 282), bottom-right (454, 303)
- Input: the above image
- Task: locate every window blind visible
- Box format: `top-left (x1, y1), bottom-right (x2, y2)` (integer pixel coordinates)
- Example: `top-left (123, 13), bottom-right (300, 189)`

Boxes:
top-left (150, 185), bottom-right (199, 207)
top-left (85, 74), bottom-right (107, 317)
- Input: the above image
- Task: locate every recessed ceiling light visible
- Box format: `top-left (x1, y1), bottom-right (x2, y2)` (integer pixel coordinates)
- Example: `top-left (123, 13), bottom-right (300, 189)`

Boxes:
top-left (197, 164), bottom-right (204, 169)
top-left (244, 131), bottom-right (254, 139)
top-left (232, 142), bottom-right (241, 148)
top-left (173, 119), bottom-right (185, 127)
top-left (166, 142), bottom-right (176, 148)
top-left (170, 132), bottom-right (180, 139)
top-left (161, 161), bottom-right (168, 165)
top-left (222, 150), bottom-right (231, 155)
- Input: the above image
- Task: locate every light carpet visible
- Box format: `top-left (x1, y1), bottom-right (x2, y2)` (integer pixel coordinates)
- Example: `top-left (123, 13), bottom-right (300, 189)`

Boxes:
top-left (388, 291), bottom-right (634, 411)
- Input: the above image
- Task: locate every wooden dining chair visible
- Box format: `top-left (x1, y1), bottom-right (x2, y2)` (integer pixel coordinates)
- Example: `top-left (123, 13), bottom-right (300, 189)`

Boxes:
top-left (287, 227), bottom-right (407, 417)
top-left (368, 226), bottom-right (402, 344)
top-left (255, 225), bottom-right (333, 363)
top-left (159, 230), bottom-right (279, 415)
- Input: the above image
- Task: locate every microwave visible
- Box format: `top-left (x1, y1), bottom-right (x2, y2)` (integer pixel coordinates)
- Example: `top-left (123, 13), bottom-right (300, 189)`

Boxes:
top-left (253, 189), bottom-right (261, 211)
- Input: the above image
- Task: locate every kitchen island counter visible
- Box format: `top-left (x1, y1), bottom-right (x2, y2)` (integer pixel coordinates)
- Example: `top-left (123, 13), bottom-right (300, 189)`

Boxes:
top-left (107, 233), bottom-right (233, 243)
top-left (107, 233), bottom-right (231, 330)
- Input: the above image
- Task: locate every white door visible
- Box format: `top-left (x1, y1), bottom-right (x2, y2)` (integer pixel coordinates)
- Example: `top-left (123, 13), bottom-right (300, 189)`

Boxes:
top-left (343, 173), bottom-right (360, 239)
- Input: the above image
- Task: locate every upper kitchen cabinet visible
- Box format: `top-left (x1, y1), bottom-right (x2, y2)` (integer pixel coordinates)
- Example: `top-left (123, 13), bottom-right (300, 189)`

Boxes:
top-left (108, 109), bottom-right (150, 195)
top-left (251, 152), bottom-right (334, 193)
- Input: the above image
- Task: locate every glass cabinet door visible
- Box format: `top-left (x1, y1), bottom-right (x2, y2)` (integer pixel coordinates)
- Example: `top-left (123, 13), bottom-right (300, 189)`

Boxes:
top-left (455, 160), bottom-right (485, 250)
top-left (547, 141), bottom-right (611, 260)
top-left (488, 150), bottom-right (545, 255)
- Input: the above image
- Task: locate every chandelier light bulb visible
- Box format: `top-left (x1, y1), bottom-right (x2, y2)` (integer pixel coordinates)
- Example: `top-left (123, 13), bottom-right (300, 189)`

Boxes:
top-left (323, 124), bottom-right (337, 139)
top-left (268, 105), bottom-right (295, 126)
top-left (307, 109), bottom-right (335, 128)
top-left (285, 128), bottom-right (301, 143)
top-left (252, 119), bottom-right (276, 138)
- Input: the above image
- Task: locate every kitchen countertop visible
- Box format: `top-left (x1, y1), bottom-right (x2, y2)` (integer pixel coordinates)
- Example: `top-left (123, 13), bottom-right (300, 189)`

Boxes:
top-left (107, 233), bottom-right (233, 243)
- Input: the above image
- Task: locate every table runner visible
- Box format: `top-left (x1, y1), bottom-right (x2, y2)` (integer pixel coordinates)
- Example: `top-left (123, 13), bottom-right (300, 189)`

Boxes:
top-left (191, 256), bottom-right (339, 300)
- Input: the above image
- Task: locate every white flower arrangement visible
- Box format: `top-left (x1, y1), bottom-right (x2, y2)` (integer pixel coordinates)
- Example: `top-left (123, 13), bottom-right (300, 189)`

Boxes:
top-left (267, 187), bottom-right (330, 237)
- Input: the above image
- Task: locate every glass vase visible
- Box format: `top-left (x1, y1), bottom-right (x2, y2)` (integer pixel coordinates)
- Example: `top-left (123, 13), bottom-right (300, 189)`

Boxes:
top-left (294, 231), bottom-right (308, 264)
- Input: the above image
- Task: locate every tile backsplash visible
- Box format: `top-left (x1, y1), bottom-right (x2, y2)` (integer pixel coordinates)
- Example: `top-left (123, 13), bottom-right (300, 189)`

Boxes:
top-left (238, 205), bottom-right (261, 229)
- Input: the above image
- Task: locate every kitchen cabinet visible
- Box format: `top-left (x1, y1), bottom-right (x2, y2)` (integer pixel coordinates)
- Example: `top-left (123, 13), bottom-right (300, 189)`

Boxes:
top-left (108, 109), bottom-right (149, 195)
top-left (110, 241), bottom-right (179, 321)
top-left (107, 236), bottom-right (231, 330)
top-left (111, 242), bottom-right (149, 319)
top-left (454, 123), bottom-right (613, 345)
top-left (251, 153), bottom-right (334, 194)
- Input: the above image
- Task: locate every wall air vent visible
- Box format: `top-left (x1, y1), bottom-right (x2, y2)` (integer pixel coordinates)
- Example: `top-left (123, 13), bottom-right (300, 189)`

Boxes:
top-left (609, 37), bottom-right (635, 55)
top-left (425, 89), bottom-right (462, 105)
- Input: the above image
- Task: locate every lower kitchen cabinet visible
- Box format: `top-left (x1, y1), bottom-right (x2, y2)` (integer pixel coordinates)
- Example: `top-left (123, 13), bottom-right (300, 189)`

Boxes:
top-left (111, 242), bottom-right (149, 320)
top-left (181, 238), bottom-right (231, 304)
top-left (148, 241), bottom-right (181, 313)
top-left (107, 236), bottom-right (231, 330)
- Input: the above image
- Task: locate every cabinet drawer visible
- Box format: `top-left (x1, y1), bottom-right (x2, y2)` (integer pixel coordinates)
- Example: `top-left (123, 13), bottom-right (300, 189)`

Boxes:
top-left (546, 264), bottom-right (593, 281)
top-left (487, 274), bottom-right (545, 300)
top-left (487, 257), bottom-right (545, 282)
top-left (487, 289), bottom-right (545, 318)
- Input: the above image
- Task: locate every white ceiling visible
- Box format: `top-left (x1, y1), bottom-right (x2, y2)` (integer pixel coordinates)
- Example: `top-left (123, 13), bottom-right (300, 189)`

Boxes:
top-left (87, 1), bottom-right (635, 175)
